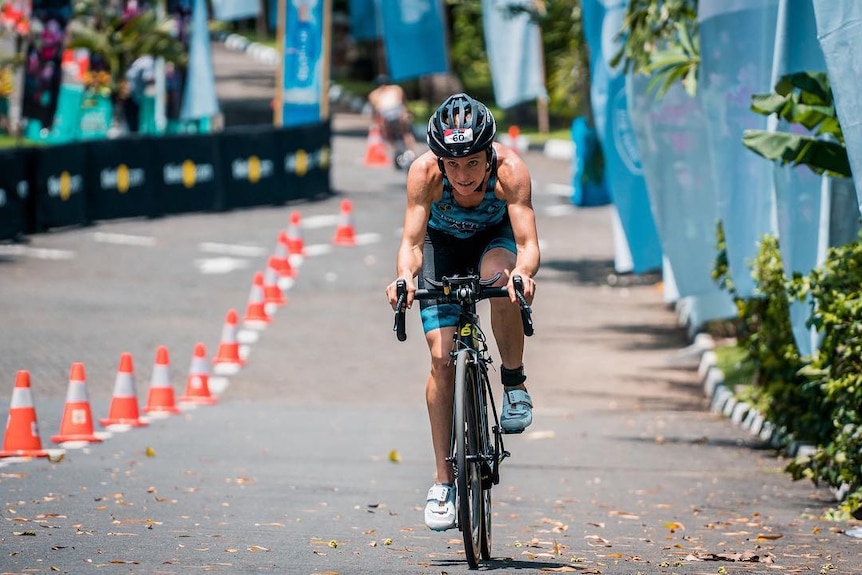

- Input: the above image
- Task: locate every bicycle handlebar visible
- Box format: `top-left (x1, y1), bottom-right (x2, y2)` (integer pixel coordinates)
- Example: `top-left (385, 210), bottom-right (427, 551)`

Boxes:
top-left (393, 275), bottom-right (533, 341)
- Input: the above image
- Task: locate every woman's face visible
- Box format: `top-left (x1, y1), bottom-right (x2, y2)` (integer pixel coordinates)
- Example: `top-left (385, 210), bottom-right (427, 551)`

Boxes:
top-left (440, 151), bottom-right (487, 197)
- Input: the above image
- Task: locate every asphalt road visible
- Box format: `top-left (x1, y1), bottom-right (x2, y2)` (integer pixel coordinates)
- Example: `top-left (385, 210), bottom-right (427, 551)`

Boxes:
top-left (0, 43), bottom-right (860, 575)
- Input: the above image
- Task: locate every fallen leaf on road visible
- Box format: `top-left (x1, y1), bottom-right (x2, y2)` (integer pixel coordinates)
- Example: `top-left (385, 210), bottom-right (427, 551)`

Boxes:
top-left (756, 533), bottom-right (783, 540)
top-left (248, 545), bottom-right (269, 552)
top-left (609, 510), bottom-right (639, 520)
top-left (389, 450), bottom-right (401, 462)
top-left (584, 535), bottom-right (611, 547)
top-left (685, 550), bottom-right (775, 563)
top-left (664, 521), bottom-right (685, 532)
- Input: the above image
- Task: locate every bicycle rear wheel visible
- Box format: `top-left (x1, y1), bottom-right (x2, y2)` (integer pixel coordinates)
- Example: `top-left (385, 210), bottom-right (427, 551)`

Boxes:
top-left (454, 349), bottom-right (483, 568)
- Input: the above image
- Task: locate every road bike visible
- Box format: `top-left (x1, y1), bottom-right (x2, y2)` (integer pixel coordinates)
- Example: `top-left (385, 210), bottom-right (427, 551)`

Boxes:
top-left (393, 273), bottom-right (533, 568)
top-left (379, 117), bottom-right (416, 170)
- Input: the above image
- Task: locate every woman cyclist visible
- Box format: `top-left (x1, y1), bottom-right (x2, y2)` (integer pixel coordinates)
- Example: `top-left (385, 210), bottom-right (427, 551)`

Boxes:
top-left (385, 93), bottom-right (540, 531)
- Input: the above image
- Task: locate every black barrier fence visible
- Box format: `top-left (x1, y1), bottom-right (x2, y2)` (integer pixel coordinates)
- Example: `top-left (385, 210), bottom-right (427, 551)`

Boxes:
top-left (0, 122), bottom-right (332, 241)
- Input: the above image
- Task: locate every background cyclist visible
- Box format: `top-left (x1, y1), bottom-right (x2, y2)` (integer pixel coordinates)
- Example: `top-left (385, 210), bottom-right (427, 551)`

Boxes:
top-left (367, 74), bottom-right (417, 160)
top-left (385, 93), bottom-right (540, 532)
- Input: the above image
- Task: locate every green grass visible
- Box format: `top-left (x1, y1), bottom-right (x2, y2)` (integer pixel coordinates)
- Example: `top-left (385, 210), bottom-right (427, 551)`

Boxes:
top-left (0, 134), bottom-right (28, 148)
top-left (713, 343), bottom-right (762, 407)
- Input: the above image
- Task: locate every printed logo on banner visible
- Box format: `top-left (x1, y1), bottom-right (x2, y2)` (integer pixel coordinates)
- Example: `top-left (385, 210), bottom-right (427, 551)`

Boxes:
top-left (284, 146), bottom-right (329, 176)
top-left (398, 0), bottom-right (432, 25)
top-left (48, 172), bottom-right (83, 201)
top-left (611, 88), bottom-right (642, 175)
top-left (101, 164), bottom-right (145, 194)
top-left (443, 128), bottom-right (473, 144)
top-left (163, 160), bottom-right (215, 189)
top-left (232, 156), bottom-right (274, 184)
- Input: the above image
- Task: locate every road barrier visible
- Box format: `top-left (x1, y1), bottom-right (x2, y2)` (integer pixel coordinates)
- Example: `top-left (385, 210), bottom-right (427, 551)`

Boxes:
top-left (0, 122), bottom-right (332, 241)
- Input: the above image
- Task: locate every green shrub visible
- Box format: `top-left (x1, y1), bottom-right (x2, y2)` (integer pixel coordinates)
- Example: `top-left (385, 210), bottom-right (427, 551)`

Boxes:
top-left (787, 234), bottom-right (862, 517)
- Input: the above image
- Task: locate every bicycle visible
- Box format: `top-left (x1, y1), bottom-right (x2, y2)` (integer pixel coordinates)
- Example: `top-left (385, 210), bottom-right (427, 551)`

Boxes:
top-left (393, 273), bottom-right (534, 568)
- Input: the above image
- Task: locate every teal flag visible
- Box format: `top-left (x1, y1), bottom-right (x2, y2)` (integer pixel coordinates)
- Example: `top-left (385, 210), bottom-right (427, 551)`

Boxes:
top-left (281, 0), bottom-right (325, 126)
top-left (697, 0), bottom-right (778, 298)
top-left (581, 0), bottom-right (662, 274)
top-left (812, 0), bottom-right (862, 215)
top-left (481, 0), bottom-right (545, 109)
top-left (180, 0), bottom-right (220, 121)
top-left (380, 0), bottom-right (448, 82)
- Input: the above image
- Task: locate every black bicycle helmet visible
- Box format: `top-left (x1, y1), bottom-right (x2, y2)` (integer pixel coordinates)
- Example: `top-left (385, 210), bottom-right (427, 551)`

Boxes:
top-left (426, 93), bottom-right (496, 158)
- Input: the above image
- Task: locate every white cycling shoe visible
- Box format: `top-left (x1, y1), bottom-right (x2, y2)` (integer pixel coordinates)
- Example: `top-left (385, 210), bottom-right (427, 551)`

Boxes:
top-left (501, 389), bottom-right (533, 433)
top-left (424, 483), bottom-right (456, 531)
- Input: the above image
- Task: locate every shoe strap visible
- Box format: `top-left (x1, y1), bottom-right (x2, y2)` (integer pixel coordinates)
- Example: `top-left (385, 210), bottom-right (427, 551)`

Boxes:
top-left (427, 484), bottom-right (453, 503)
top-left (505, 389), bottom-right (532, 409)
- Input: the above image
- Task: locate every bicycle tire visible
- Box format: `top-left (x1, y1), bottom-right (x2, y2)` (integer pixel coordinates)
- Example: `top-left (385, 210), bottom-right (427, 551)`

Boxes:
top-left (454, 349), bottom-right (483, 568)
top-left (477, 368), bottom-right (493, 560)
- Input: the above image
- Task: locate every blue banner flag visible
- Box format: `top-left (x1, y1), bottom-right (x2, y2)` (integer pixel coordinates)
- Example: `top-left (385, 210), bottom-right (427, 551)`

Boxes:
top-left (281, 0), bottom-right (325, 126)
top-left (212, 0), bottom-right (260, 21)
top-left (697, 0), bottom-right (778, 298)
top-left (581, 0), bottom-right (662, 275)
top-left (628, 76), bottom-right (728, 300)
top-left (813, 0), bottom-right (862, 215)
top-left (348, 0), bottom-right (380, 41)
top-left (765, 0), bottom-right (829, 356)
top-left (180, 0), bottom-right (220, 122)
top-left (380, 0), bottom-right (448, 82)
top-left (481, 0), bottom-right (545, 109)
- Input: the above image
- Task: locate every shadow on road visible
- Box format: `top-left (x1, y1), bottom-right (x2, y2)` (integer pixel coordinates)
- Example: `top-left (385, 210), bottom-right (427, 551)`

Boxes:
top-left (433, 558), bottom-right (576, 571)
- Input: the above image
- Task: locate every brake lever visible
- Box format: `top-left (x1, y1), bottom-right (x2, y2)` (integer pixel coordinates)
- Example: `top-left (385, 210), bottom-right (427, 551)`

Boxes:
top-left (393, 279), bottom-right (407, 341)
top-left (512, 275), bottom-right (534, 337)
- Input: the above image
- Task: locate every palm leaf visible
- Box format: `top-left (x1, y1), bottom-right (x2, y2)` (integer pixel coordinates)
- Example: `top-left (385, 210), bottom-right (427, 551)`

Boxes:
top-left (742, 129), bottom-right (851, 178)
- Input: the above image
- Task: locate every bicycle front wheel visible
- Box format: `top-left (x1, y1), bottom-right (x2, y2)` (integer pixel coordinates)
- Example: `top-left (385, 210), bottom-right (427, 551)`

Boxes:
top-left (454, 349), bottom-right (483, 568)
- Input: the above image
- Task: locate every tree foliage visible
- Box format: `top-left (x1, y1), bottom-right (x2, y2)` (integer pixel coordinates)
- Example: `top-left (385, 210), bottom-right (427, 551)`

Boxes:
top-left (611, 0), bottom-right (700, 97)
top-left (66, 0), bottom-right (186, 96)
top-left (446, 0), bottom-right (589, 121)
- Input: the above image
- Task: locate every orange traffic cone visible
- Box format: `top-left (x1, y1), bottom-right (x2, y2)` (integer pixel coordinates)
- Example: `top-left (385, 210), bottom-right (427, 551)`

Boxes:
top-left (0, 371), bottom-right (50, 458)
top-left (286, 210), bottom-right (306, 257)
top-left (179, 343), bottom-right (218, 405)
top-left (144, 346), bottom-right (181, 416)
top-left (332, 199), bottom-right (357, 246)
top-left (273, 231), bottom-right (297, 280)
top-left (243, 271), bottom-right (271, 329)
top-left (364, 124), bottom-right (389, 167)
top-left (52, 362), bottom-right (103, 445)
top-left (100, 352), bottom-right (148, 428)
top-left (213, 309), bottom-right (245, 375)
top-left (263, 256), bottom-right (287, 311)
top-left (508, 125), bottom-right (520, 153)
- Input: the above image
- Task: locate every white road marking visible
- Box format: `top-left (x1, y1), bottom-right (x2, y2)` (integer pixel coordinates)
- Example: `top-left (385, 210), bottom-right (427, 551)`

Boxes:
top-left (301, 214), bottom-right (339, 228)
top-left (545, 204), bottom-right (576, 217)
top-left (0, 245), bottom-right (75, 259)
top-left (93, 232), bottom-right (157, 246)
top-left (544, 183), bottom-right (573, 197)
top-left (354, 233), bottom-right (381, 245)
top-left (198, 242), bottom-right (266, 257)
top-left (194, 257), bottom-right (251, 274)
top-left (304, 243), bottom-right (332, 257)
